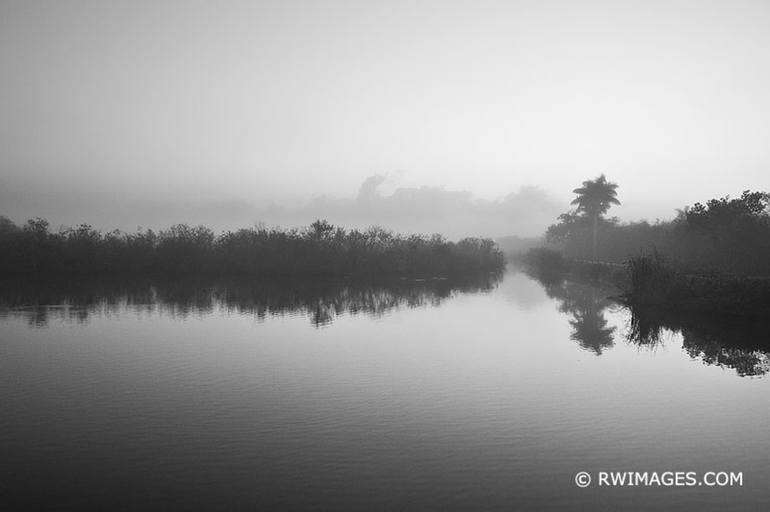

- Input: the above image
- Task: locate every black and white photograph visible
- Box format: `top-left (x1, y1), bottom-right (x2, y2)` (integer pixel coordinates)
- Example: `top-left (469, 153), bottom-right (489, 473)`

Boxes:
top-left (1, 1), bottom-right (769, 509)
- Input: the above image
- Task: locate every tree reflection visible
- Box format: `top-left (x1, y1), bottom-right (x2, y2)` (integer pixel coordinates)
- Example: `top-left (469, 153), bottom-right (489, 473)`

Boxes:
top-left (528, 270), bottom-right (618, 355)
top-left (627, 303), bottom-right (770, 377)
top-left (683, 330), bottom-right (770, 377)
top-left (569, 309), bottom-right (616, 355)
top-left (0, 273), bottom-right (502, 328)
top-left (522, 260), bottom-right (770, 377)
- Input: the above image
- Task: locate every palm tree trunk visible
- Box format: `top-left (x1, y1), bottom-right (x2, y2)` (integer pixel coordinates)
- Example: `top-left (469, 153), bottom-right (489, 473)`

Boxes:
top-left (592, 213), bottom-right (598, 261)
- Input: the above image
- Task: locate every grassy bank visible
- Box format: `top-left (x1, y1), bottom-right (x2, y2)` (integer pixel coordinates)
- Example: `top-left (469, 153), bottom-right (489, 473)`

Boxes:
top-left (517, 248), bottom-right (770, 319)
top-left (0, 217), bottom-right (505, 278)
top-left (625, 253), bottom-right (770, 318)
top-left (514, 247), bottom-right (628, 288)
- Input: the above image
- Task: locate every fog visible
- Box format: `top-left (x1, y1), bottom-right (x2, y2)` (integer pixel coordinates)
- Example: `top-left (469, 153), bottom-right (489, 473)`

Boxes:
top-left (255, 175), bottom-right (561, 238)
top-left (2, 0), bottom-right (770, 237)
top-left (0, 173), bottom-right (560, 239)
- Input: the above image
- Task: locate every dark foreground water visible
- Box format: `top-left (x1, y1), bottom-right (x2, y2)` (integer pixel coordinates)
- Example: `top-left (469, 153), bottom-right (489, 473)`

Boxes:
top-left (1, 270), bottom-right (768, 510)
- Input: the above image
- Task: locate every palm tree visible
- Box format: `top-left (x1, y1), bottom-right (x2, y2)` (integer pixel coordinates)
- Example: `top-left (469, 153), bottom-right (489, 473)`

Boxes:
top-left (571, 174), bottom-right (620, 260)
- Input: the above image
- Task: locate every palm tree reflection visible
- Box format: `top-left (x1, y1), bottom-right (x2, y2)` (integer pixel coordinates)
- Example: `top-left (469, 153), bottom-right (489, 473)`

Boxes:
top-left (569, 307), bottom-right (616, 355)
top-left (533, 273), bottom-right (617, 355)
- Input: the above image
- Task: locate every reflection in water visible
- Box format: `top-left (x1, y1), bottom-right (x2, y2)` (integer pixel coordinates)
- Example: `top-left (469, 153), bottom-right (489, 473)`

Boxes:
top-left (0, 273), bottom-right (502, 328)
top-left (569, 305), bottom-right (616, 355)
top-left (526, 270), bottom-right (618, 355)
top-left (523, 265), bottom-right (770, 377)
top-left (628, 304), bottom-right (770, 377)
top-left (4, 268), bottom-right (769, 377)
top-left (3, 270), bottom-right (769, 510)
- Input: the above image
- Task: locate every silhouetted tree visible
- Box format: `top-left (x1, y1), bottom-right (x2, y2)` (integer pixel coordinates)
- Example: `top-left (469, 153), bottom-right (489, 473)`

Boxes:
top-left (570, 174), bottom-right (620, 259)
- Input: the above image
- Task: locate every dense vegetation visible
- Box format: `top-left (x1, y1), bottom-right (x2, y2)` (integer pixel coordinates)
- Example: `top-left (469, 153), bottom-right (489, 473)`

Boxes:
top-left (0, 217), bottom-right (504, 277)
top-left (535, 178), bottom-right (770, 319)
top-left (547, 189), bottom-right (770, 276)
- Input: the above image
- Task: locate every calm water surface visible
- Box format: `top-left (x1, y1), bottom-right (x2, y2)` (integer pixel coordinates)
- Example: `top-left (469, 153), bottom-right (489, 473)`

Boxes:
top-left (1, 270), bottom-right (768, 510)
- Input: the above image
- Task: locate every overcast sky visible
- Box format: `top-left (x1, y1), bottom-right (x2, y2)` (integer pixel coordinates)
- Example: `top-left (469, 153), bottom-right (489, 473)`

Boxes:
top-left (2, 0), bottom-right (769, 235)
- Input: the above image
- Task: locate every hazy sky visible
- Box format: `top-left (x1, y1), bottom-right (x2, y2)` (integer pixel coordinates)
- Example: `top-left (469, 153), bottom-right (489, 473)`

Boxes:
top-left (2, 0), bottom-right (769, 233)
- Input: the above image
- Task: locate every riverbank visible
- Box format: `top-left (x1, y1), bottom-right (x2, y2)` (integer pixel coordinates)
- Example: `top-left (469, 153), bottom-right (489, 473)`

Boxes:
top-left (515, 248), bottom-right (770, 320)
top-left (513, 247), bottom-right (628, 289)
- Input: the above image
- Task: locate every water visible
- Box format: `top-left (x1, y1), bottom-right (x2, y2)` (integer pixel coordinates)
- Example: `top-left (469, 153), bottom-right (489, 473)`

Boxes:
top-left (1, 270), bottom-right (768, 510)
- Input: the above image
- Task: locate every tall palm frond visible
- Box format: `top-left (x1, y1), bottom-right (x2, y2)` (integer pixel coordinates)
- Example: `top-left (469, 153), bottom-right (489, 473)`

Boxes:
top-left (570, 174), bottom-right (620, 217)
top-left (570, 174), bottom-right (620, 260)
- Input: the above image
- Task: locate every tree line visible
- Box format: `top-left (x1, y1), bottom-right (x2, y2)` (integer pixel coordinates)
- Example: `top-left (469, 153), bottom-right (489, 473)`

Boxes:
top-left (546, 176), bottom-right (770, 276)
top-left (0, 217), bottom-right (504, 277)
top-left (531, 176), bottom-right (770, 321)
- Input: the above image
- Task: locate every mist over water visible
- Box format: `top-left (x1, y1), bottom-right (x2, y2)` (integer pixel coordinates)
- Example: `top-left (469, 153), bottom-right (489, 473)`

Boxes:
top-left (1, 269), bottom-right (768, 510)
